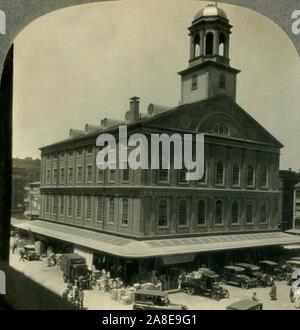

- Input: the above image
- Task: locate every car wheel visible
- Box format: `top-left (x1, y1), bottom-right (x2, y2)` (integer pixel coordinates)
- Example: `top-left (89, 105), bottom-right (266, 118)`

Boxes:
top-left (223, 290), bottom-right (230, 299)
top-left (241, 281), bottom-right (249, 289)
top-left (211, 292), bottom-right (220, 301)
top-left (187, 287), bottom-right (195, 295)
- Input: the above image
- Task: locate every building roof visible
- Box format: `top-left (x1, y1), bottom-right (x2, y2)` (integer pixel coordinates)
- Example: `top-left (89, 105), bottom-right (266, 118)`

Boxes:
top-left (14, 220), bottom-right (300, 258)
top-left (40, 95), bottom-right (283, 153)
top-left (193, 4), bottom-right (227, 21)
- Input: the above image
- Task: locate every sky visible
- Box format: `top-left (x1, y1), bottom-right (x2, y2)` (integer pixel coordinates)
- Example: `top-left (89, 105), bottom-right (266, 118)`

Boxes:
top-left (12, 0), bottom-right (300, 170)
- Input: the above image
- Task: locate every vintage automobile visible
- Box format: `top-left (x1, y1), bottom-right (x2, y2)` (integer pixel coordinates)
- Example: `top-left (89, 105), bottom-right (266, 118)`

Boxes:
top-left (60, 253), bottom-right (92, 289)
top-left (235, 263), bottom-right (273, 287)
top-left (258, 260), bottom-right (286, 281)
top-left (222, 266), bottom-right (257, 289)
top-left (226, 299), bottom-right (263, 310)
top-left (132, 290), bottom-right (188, 310)
top-left (23, 244), bottom-right (39, 261)
top-left (181, 271), bottom-right (229, 300)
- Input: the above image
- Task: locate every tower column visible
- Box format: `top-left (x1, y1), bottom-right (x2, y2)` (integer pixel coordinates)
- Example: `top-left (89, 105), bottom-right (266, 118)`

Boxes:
top-left (200, 30), bottom-right (204, 56)
top-left (213, 30), bottom-right (219, 56)
top-left (189, 35), bottom-right (195, 60)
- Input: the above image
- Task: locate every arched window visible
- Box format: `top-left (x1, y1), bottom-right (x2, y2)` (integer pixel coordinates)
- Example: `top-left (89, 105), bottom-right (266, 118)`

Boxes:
top-left (197, 200), bottom-right (206, 225)
top-left (232, 164), bottom-right (240, 186)
top-left (219, 32), bottom-right (226, 57)
top-left (231, 201), bottom-right (239, 224)
top-left (158, 200), bottom-right (168, 227)
top-left (219, 74), bottom-right (226, 89)
top-left (121, 198), bottom-right (129, 225)
top-left (216, 161), bottom-right (224, 185)
top-left (215, 200), bottom-right (223, 225)
top-left (178, 200), bottom-right (188, 226)
top-left (261, 165), bottom-right (268, 187)
top-left (246, 203), bottom-right (254, 224)
top-left (260, 204), bottom-right (267, 224)
top-left (193, 33), bottom-right (201, 57)
top-left (205, 32), bottom-right (214, 56)
top-left (247, 165), bottom-right (255, 187)
top-left (214, 122), bottom-right (229, 136)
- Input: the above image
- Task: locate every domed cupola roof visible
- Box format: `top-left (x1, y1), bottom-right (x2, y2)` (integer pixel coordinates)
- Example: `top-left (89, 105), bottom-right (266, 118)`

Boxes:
top-left (193, 3), bottom-right (227, 22)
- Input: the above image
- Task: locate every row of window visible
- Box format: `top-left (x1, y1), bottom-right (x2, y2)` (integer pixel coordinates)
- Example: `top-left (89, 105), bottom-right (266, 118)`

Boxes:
top-left (157, 199), bottom-right (271, 228)
top-left (45, 167), bottom-right (130, 185)
top-left (45, 196), bottom-right (129, 226)
top-left (44, 162), bottom-right (269, 188)
top-left (160, 162), bottom-right (269, 188)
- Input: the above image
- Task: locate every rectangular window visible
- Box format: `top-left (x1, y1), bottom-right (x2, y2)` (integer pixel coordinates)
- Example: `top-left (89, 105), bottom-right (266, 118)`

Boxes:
top-left (53, 169), bottom-right (57, 183)
top-left (178, 200), bottom-right (188, 226)
top-left (60, 153), bottom-right (65, 161)
top-left (159, 169), bottom-right (169, 183)
top-left (59, 196), bottom-right (64, 216)
top-left (67, 196), bottom-right (72, 217)
top-left (122, 168), bottom-right (129, 182)
top-left (97, 169), bottom-right (104, 182)
top-left (60, 168), bottom-right (65, 184)
top-left (46, 170), bottom-right (51, 184)
top-left (179, 169), bottom-right (188, 183)
top-left (68, 167), bottom-right (73, 184)
top-left (121, 199), bottom-right (129, 225)
top-left (232, 164), bottom-right (240, 186)
top-left (110, 169), bottom-right (116, 183)
top-left (246, 203), bottom-right (254, 224)
top-left (86, 165), bottom-right (92, 183)
top-left (77, 166), bottom-right (83, 183)
top-left (46, 195), bottom-right (50, 213)
top-left (191, 74), bottom-right (198, 90)
top-left (76, 149), bottom-right (83, 156)
top-left (197, 200), bottom-right (206, 225)
top-left (52, 196), bottom-right (57, 215)
top-left (108, 198), bottom-right (114, 223)
top-left (86, 146), bottom-right (93, 155)
top-left (76, 196), bottom-right (82, 218)
top-left (247, 165), bottom-right (255, 187)
top-left (96, 197), bottom-right (103, 223)
top-left (158, 200), bottom-right (168, 228)
top-left (86, 197), bottom-right (92, 220)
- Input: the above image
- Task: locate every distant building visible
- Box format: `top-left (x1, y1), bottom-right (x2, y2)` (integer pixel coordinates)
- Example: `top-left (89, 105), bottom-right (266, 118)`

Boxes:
top-left (279, 169), bottom-right (300, 231)
top-left (13, 157), bottom-right (41, 186)
top-left (11, 167), bottom-right (25, 213)
top-left (24, 181), bottom-right (41, 220)
top-left (12, 157), bottom-right (40, 214)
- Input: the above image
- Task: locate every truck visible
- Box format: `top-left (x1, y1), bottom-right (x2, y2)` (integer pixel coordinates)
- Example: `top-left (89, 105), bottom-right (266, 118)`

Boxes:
top-left (60, 253), bottom-right (91, 289)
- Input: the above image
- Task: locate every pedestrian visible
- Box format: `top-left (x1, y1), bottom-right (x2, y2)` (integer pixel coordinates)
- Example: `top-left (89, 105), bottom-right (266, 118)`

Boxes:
top-left (178, 274), bottom-right (183, 290)
top-left (156, 279), bottom-right (163, 291)
top-left (269, 282), bottom-right (277, 300)
top-left (19, 248), bottom-right (25, 262)
top-left (252, 292), bottom-right (259, 302)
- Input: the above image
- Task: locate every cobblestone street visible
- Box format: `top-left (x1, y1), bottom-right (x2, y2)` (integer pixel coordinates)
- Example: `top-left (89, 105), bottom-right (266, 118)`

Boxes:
top-left (10, 252), bottom-right (298, 310)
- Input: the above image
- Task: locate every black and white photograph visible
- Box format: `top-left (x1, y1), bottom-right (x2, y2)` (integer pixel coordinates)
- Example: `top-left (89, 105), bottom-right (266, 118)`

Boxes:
top-left (1, 0), bottom-right (300, 315)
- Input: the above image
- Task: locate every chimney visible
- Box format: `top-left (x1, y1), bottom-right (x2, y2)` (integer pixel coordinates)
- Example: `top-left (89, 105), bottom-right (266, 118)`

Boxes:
top-left (129, 96), bottom-right (140, 122)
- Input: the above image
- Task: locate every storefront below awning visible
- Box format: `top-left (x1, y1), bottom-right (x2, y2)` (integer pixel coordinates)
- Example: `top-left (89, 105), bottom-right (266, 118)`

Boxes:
top-left (14, 220), bottom-right (300, 258)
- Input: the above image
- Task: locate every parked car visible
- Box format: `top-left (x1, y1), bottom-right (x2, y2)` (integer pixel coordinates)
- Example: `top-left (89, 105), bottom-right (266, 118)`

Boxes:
top-left (132, 290), bottom-right (188, 310)
top-left (258, 260), bottom-right (286, 281)
top-left (23, 244), bottom-right (39, 261)
top-left (226, 299), bottom-right (263, 310)
top-left (222, 266), bottom-right (257, 289)
top-left (181, 271), bottom-right (229, 300)
top-left (235, 263), bottom-right (273, 287)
